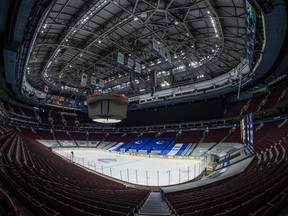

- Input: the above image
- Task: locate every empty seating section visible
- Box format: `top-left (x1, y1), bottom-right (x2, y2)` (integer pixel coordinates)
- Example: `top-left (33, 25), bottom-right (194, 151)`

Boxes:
top-left (174, 144), bottom-right (190, 156)
top-left (140, 137), bottom-right (174, 152)
top-left (264, 79), bottom-right (288, 108)
top-left (176, 130), bottom-right (204, 143)
top-left (35, 110), bottom-right (51, 125)
top-left (161, 131), bottom-right (178, 138)
top-left (162, 143), bottom-right (190, 156)
top-left (19, 128), bottom-right (39, 140)
top-left (104, 133), bottom-right (122, 142)
top-left (224, 127), bottom-right (242, 143)
top-left (33, 112), bottom-right (67, 127)
top-left (203, 128), bottom-right (229, 143)
top-left (35, 130), bottom-right (55, 140)
top-left (281, 88), bottom-right (288, 103)
top-left (51, 112), bottom-right (64, 126)
top-left (225, 100), bottom-right (246, 117)
top-left (120, 138), bottom-right (152, 151)
top-left (161, 144), bottom-right (175, 155)
top-left (88, 133), bottom-right (106, 142)
top-left (70, 132), bottom-right (87, 140)
top-left (53, 131), bottom-right (71, 140)
top-left (117, 133), bottom-right (139, 142)
top-left (243, 95), bottom-right (264, 114)
top-left (262, 89), bottom-right (282, 110)
top-left (254, 120), bottom-right (288, 153)
top-left (2, 102), bottom-right (79, 127)
top-left (26, 126), bottom-right (246, 155)
top-left (105, 142), bottom-right (124, 151)
top-left (64, 115), bottom-right (77, 126)
top-left (2, 101), bottom-right (16, 113)
top-left (110, 138), bottom-right (192, 156)
top-left (0, 129), bottom-right (149, 216)
top-left (225, 79), bottom-right (288, 118)
top-left (165, 128), bottom-right (288, 216)
top-left (142, 132), bottom-right (157, 138)
top-left (2, 101), bottom-right (36, 122)
top-left (0, 125), bottom-right (13, 134)
top-left (0, 188), bottom-right (19, 216)
top-left (20, 108), bottom-right (35, 119)
top-left (1, 115), bottom-right (287, 215)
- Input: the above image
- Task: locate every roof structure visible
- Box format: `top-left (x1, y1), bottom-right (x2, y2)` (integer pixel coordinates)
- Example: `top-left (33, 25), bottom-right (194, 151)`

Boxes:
top-left (25, 0), bottom-right (253, 101)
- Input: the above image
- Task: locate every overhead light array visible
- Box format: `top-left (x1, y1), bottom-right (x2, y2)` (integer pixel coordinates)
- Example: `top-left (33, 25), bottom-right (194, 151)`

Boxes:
top-left (79, 0), bottom-right (108, 26)
top-left (47, 61), bottom-right (52, 68)
top-left (157, 70), bottom-right (170, 78)
top-left (40, 23), bottom-right (47, 34)
top-left (59, 0), bottom-right (109, 47)
top-left (161, 81), bottom-right (170, 87)
top-left (197, 74), bottom-right (205, 79)
top-left (208, 11), bottom-right (219, 38)
top-left (40, 0), bottom-right (110, 90)
top-left (187, 9), bottom-right (222, 69)
top-left (60, 85), bottom-right (79, 92)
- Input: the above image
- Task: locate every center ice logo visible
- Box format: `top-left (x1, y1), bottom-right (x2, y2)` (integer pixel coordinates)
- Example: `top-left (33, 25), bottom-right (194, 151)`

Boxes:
top-left (98, 158), bottom-right (117, 163)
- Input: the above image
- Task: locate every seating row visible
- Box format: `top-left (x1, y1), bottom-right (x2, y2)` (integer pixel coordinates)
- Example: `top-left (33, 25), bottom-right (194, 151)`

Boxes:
top-left (0, 129), bottom-right (150, 216)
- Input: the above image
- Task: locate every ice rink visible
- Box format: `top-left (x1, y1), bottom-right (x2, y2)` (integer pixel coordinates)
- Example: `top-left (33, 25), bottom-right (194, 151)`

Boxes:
top-left (54, 148), bottom-right (205, 186)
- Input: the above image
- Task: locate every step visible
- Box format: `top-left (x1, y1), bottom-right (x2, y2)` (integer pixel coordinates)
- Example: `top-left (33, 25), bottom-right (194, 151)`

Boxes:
top-left (137, 192), bottom-right (172, 216)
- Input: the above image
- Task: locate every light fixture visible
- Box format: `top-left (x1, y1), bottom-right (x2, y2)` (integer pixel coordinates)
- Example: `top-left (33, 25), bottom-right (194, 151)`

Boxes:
top-left (86, 92), bottom-right (129, 123)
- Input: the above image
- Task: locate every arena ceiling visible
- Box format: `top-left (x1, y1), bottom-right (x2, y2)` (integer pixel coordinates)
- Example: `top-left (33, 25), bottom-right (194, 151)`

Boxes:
top-left (24, 0), bottom-right (252, 101)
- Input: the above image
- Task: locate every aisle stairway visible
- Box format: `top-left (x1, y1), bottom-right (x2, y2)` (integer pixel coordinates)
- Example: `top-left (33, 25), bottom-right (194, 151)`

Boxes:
top-left (137, 192), bottom-right (172, 216)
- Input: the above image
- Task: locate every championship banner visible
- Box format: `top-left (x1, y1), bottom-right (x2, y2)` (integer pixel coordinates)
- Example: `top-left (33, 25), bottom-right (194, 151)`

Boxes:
top-left (91, 76), bottom-right (96, 86)
top-left (152, 38), bottom-right (159, 54)
top-left (44, 85), bottom-right (50, 93)
top-left (127, 58), bottom-right (134, 71)
top-left (160, 47), bottom-right (166, 59)
top-left (152, 38), bottom-right (173, 67)
top-left (240, 117), bottom-right (246, 143)
top-left (135, 62), bottom-right (141, 74)
top-left (117, 52), bottom-right (124, 68)
top-left (80, 73), bottom-right (88, 86)
top-left (248, 112), bottom-right (254, 146)
top-left (167, 52), bottom-right (172, 64)
top-left (240, 113), bottom-right (254, 147)
top-left (99, 79), bottom-right (105, 88)
top-left (245, 0), bottom-right (257, 67)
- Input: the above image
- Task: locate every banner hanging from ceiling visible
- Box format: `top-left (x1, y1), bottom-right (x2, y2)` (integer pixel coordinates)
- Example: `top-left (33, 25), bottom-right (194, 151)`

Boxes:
top-left (127, 57), bottom-right (134, 71)
top-left (135, 62), bottom-right (141, 74)
top-left (44, 85), bottom-right (50, 93)
top-left (91, 76), bottom-right (97, 86)
top-left (117, 52), bottom-right (124, 68)
top-left (80, 73), bottom-right (88, 86)
top-left (99, 79), bottom-right (105, 88)
top-left (152, 38), bottom-right (173, 68)
top-left (245, 0), bottom-right (257, 68)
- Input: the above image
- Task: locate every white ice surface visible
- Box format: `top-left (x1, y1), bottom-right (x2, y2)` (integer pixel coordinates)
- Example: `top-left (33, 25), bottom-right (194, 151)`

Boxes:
top-left (54, 148), bottom-right (205, 186)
